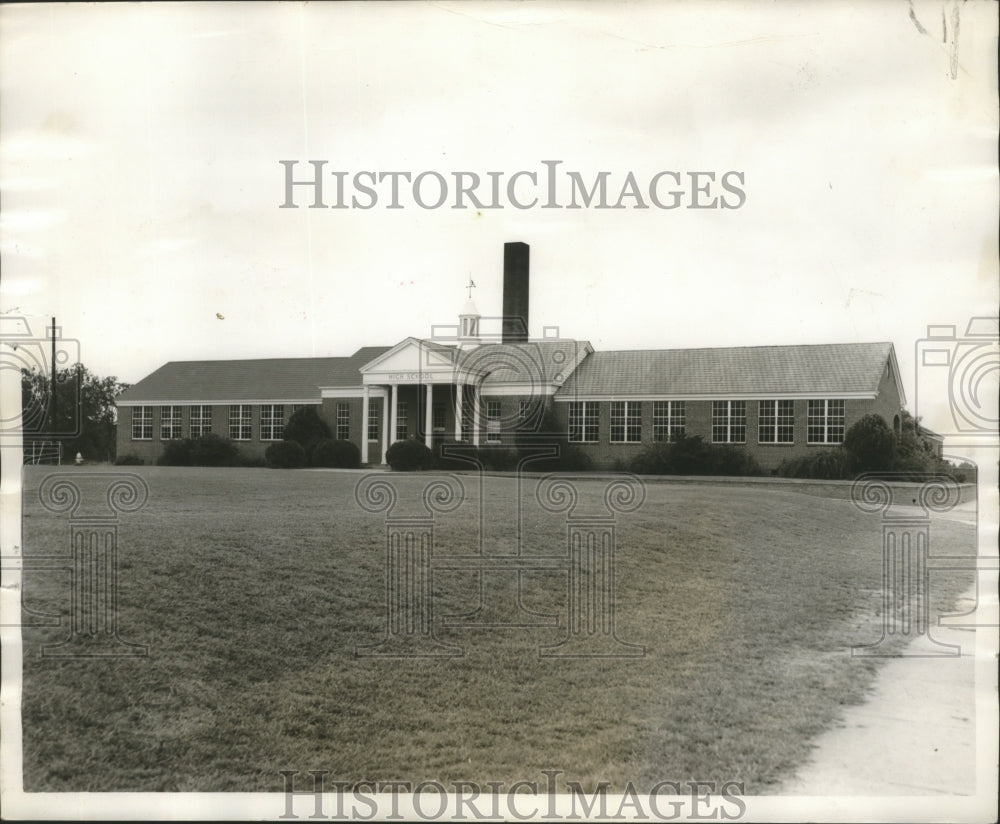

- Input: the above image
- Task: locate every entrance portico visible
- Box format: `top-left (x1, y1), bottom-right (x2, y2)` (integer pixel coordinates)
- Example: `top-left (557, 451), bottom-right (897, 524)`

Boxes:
top-left (360, 338), bottom-right (487, 463)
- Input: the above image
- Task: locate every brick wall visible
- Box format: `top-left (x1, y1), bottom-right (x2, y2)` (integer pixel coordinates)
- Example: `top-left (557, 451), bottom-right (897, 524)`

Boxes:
top-left (115, 402), bottom-right (321, 464)
top-left (547, 387), bottom-right (902, 471)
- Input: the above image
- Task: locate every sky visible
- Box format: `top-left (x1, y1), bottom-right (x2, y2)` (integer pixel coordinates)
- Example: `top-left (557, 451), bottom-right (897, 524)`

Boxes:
top-left (1, 0), bottom-right (997, 452)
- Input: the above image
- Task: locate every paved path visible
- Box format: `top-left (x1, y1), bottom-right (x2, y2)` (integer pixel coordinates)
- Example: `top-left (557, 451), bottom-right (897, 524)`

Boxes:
top-left (779, 586), bottom-right (993, 796)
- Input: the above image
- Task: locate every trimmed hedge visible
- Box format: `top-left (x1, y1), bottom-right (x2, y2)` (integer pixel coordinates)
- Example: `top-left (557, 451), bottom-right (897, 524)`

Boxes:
top-left (629, 436), bottom-right (762, 477)
top-left (265, 439), bottom-right (307, 469)
top-left (430, 440), bottom-right (592, 472)
top-left (433, 440), bottom-right (481, 471)
top-left (386, 439), bottom-right (433, 471)
top-left (775, 449), bottom-right (855, 480)
top-left (157, 439), bottom-right (196, 466)
top-left (311, 438), bottom-right (361, 469)
top-left (157, 433), bottom-right (241, 467)
top-left (523, 443), bottom-right (592, 472)
top-left (192, 434), bottom-right (241, 466)
top-left (114, 454), bottom-right (144, 466)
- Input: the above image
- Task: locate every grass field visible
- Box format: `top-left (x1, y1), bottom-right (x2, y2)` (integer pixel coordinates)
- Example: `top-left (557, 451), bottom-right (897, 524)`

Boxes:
top-left (18, 466), bottom-right (975, 793)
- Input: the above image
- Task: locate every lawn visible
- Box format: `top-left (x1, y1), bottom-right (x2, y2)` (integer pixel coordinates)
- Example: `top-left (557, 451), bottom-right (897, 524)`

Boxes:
top-left (17, 466), bottom-right (975, 793)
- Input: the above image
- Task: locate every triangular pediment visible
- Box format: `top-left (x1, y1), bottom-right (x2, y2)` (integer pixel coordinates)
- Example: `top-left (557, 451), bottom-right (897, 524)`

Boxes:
top-left (360, 337), bottom-right (471, 383)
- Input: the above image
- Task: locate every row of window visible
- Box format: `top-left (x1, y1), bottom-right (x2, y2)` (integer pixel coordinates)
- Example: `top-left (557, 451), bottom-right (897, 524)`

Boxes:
top-left (567, 399), bottom-right (846, 445)
top-left (132, 399), bottom-right (847, 446)
top-left (130, 404), bottom-right (352, 442)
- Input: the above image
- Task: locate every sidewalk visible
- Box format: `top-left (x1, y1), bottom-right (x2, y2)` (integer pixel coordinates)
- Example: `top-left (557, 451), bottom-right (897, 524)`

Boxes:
top-left (779, 587), bottom-right (991, 796)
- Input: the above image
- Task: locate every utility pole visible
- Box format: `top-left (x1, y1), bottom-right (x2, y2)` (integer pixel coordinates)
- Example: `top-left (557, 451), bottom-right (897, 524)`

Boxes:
top-left (50, 316), bottom-right (57, 437)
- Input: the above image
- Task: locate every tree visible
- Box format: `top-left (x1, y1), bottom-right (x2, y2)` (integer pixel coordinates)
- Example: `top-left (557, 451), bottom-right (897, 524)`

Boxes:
top-left (21, 365), bottom-right (129, 462)
top-left (843, 413), bottom-right (896, 472)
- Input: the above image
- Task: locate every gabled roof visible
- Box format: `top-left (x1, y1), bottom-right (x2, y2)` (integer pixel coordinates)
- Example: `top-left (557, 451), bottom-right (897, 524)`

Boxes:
top-left (555, 342), bottom-right (898, 398)
top-left (359, 337), bottom-right (592, 387)
top-left (358, 337), bottom-right (459, 373)
top-left (116, 348), bottom-right (391, 404)
top-left (470, 340), bottom-right (593, 385)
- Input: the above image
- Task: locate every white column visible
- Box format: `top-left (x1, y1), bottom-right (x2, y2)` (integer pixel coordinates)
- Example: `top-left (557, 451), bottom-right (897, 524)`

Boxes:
top-left (388, 384), bottom-right (398, 460)
top-left (455, 383), bottom-right (463, 441)
top-left (472, 384), bottom-right (481, 447)
top-left (424, 382), bottom-right (434, 449)
top-left (361, 386), bottom-right (370, 464)
top-left (381, 387), bottom-right (390, 464)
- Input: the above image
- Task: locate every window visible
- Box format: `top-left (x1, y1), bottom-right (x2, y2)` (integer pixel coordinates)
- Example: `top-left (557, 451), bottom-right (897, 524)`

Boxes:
top-left (486, 400), bottom-right (501, 444)
top-left (807, 399), bottom-right (845, 444)
top-left (160, 405), bottom-right (182, 440)
top-left (132, 406), bottom-right (153, 440)
top-left (568, 401), bottom-right (599, 443)
top-left (610, 401), bottom-right (642, 443)
top-left (260, 404), bottom-right (284, 440)
top-left (433, 404), bottom-right (446, 431)
top-left (229, 405), bottom-right (252, 440)
top-left (758, 400), bottom-right (794, 444)
top-left (712, 400), bottom-right (746, 443)
top-left (190, 405), bottom-right (212, 438)
top-left (396, 402), bottom-right (408, 440)
top-left (518, 401), bottom-right (529, 420)
top-left (336, 403), bottom-right (350, 440)
top-left (367, 403), bottom-right (380, 441)
top-left (653, 401), bottom-right (685, 442)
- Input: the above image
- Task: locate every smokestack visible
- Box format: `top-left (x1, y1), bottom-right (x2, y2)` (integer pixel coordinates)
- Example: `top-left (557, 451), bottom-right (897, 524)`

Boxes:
top-left (502, 242), bottom-right (529, 343)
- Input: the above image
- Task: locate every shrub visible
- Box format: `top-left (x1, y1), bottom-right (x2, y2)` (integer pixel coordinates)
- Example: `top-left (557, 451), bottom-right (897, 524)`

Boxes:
top-left (628, 435), bottom-right (761, 477)
top-left (889, 448), bottom-right (939, 476)
top-left (844, 414), bottom-right (896, 472)
top-left (157, 438), bottom-right (196, 466)
top-left (704, 444), bottom-right (763, 476)
top-left (114, 453), bottom-right (143, 466)
top-left (516, 443), bottom-right (592, 472)
top-left (951, 462), bottom-right (977, 484)
top-left (477, 446), bottom-right (521, 472)
top-left (265, 439), bottom-right (307, 469)
top-left (433, 440), bottom-right (480, 471)
top-left (628, 442), bottom-right (672, 475)
top-left (663, 435), bottom-right (708, 475)
top-left (511, 405), bottom-right (593, 472)
top-left (775, 449), bottom-right (855, 480)
top-left (311, 438), bottom-right (361, 469)
top-left (386, 438), bottom-right (433, 471)
top-left (190, 433), bottom-right (240, 467)
top-left (284, 406), bottom-right (332, 454)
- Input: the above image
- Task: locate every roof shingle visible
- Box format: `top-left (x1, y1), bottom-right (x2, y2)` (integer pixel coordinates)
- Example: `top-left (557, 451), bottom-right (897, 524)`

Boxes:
top-left (117, 349), bottom-right (391, 403)
top-left (554, 343), bottom-right (894, 397)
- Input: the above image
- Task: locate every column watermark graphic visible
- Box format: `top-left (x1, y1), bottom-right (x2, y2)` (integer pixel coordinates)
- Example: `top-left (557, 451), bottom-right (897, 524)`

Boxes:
top-left (849, 473), bottom-right (997, 657)
top-left (354, 472), bottom-right (646, 659)
top-left (4, 474), bottom-right (150, 657)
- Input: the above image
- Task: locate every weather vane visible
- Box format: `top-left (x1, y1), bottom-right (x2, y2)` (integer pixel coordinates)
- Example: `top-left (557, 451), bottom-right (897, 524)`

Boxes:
top-left (466, 276), bottom-right (476, 299)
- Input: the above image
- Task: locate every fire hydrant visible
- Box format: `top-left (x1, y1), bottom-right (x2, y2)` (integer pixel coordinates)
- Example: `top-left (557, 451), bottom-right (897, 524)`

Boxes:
top-left (74, 452), bottom-right (84, 465)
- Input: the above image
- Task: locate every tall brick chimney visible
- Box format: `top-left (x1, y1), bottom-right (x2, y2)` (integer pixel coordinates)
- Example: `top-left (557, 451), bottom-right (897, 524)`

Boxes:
top-left (502, 241), bottom-right (529, 343)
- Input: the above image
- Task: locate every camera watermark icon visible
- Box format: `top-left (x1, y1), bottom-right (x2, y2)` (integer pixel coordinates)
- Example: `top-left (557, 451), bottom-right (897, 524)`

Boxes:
top-left (2, 473), bottom-right (150, 657)
top-left (913, 317), bottom-right (999, 447)
top-left (0, 315), bottom-right (83, 442)
top-left (354, 472), bottom-right (647, 659)
top-left (850, 473), bottom-right (998, 658)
